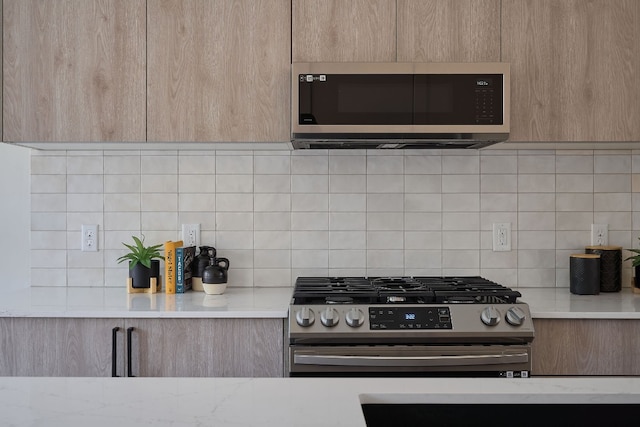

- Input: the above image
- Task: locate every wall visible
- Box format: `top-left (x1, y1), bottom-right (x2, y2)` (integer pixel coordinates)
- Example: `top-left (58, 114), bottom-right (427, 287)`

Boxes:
top-left (0, 143), bottom-right (30, 290)
top-left (27, 148), bottom-right (640, 289)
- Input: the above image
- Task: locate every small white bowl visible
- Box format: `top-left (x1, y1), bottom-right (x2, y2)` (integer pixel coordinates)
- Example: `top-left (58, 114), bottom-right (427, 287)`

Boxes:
top-left (203, 282), bottom-right (227, 295)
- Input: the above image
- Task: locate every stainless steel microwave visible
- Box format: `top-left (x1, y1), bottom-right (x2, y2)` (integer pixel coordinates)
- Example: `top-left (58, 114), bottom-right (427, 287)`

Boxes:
top-left (291, 62), bottom-right (510, 149)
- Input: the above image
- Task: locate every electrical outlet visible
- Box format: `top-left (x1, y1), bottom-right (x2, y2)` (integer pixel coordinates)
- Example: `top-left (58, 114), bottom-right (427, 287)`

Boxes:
top-left (81, 224), bottom-right (98, 252)
top-left (492, 223), bottom-right (511, 252)
top-left (182, 224), bottom-right (200, 247)
top-left (591, 224), bottom-right (608, 246)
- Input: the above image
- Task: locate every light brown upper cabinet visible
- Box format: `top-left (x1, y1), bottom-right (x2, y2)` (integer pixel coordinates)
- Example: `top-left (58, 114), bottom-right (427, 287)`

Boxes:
top-left (502, 0), bottom-right (640, 142)
top-left (397, 0), bottom-right (500, 62)
top-left (292, 0), bottom-right (397, 62)
top-left (2, 0), bottom-right (146, 142)
top-left (147, 0), bottom-right (290, 142)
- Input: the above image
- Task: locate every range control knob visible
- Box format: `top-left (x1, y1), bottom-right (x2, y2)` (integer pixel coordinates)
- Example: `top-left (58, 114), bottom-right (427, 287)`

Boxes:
top-left (295, 307), bottom-right (315, 327)
top-left (480, 306), bottom-right (500, 326)
top-left (345, 308), bottom-right (365, 328)
top-left (320, 307), bottom-right (339, 327)
top-left (505, 306), bottom-right (527, 326)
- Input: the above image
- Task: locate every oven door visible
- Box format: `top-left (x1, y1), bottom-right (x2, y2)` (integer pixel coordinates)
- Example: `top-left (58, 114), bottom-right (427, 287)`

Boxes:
top-left (289, 344), bottom-right (531, 377)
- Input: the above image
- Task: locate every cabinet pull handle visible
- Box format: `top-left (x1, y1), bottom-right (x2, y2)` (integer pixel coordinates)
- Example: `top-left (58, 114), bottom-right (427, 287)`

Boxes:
top-left (127, 327), bottom-right (135, 377)
top-left (111, 327), bottom-right (120, 377)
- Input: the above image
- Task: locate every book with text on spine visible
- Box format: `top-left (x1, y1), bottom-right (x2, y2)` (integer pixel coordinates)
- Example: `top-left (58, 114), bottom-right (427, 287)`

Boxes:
top-left (176, 245), bottom-right (196, 293)
top-left (164, 240), bottom-right (183, 294)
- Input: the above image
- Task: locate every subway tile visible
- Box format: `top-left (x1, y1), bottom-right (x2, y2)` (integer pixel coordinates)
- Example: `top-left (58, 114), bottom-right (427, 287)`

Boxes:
top-left (105, 175), bottom-right (140, 193)
top-left (330, 231), bottom-right (366, 250)
top-left (178, 174), bottom-right (215, 193)
top-left (292, 175), bottom-right (329, 193)
top-left (556, 155), bottom-right (593, 174)
top-left (404, 193), bottom-right (442, 212)
top-left (518, 193), bottom-right (555, 212)
top-left (404, 174), bottom-right (441, 193)
top-left (404, 155), bottom-right (441, 174)
top-left (555, 212), bottom-right (591, 231)
top-left (291, 154), bottom-right (328, 174)
top-left (442, 194), bottom-right (479, 212)
top-left (31, 250), bottom-right (66, 269)
top-left (141, 155), bottom-right (177, 174)
top-left (67, 268), bottom-right (104, 287)
top-left (480, 175), bottom-right (517, 193)
top-left (68, 193), bottom-right (104, 212)
top-left (254, 194), bottom-right (291, 212)
top-left (216, 174), bottom-right (254, 193)
top-left (105, 155), bottom-right (141, 174)
top-left (519, 212), bottom-right (556, 230)
top-left (31, 175), bottom-right (66, 193)
top-left (254, 175), bottom-right (290, 193)
top-left (291, 212), bottom-right (329, 231)
top-left (367, 212), bottom-right (403, 230)
top-left (179, 154), bottom-right (216, 174)
top-left (518, 154), bottom-right (555, 174)
top-left (67, 155), bottom-right (103, 174)
top-left (104, 193), bottom-right (140, 213)
top-left (480, 193), bottom-right (517, 212)
top-left (367, 231), bottom-right (403, 249)
top-left (252, 269), bottom-right (290, 287)
top-left (254, 154), bottom-right (290, 175)
top-left (442, 175), bottom-right (479, 193)
top-left (31, 268), bottom-right (67, 287)
top-left (32, 212), bottom-right (66, 231)
top-left (216, 231), bottom-right (254, 250)
top-left (141, 212), bottom-right (178, 231)
top-left (216, 194), bottom-right (253, 212)
top-left (216, 155), bottom-right (253, 174)
top-left (329, 212), bottom-right (366, 230)
top-left (480, 154), bottom-right (517, 174)
top-left (555, 193), bottom-right (593, 212)
top-left (291, 231), bottom-right (329, 249)
top-left (141, 174), bottom-right (177, 193)
top-left (518, 250), bottom-right (556, 269)
top-left (518, 174), bottom-right (555, 193)
top-left (104, 212), bottom-right (140, 231)
top-left (405, 231), bottom-right (442, 250)
top-left (329, 174), bottom-right (366, 193)
top-left (179, 193), bottom-right (215, 212)
top-left (67, 175), bottom-right (103, 193)
top-left (367, 175), bottom-right (403, 193)
top-left (480, 249), bottom-right (517, 269)
top-left (442, 212), bottom-right (480, 231)
top-left (291, 193), bottom-right (328, 212)
top-left (556, 174), bottom-right (593, 193)
top-left (518, 230), bottom-right (556, 250)
top-left (31, 156), bottom-right (66, 174)
top-left (216, 212), bottom-right (253, 231)
top-left (31, 231), bottom-right (67, 250)
top-left (593, 174), bottom-right (631, 193)
top-left (442, 154), bottom-right (479, 174)
top-left (254, 250), bottom-right (291, 269)
top-left (593, 211), bottom-right (631, 231)
top-left (254, 212), bottom-right (290, 231)
top-left (367, 155), bottom-right (403, 174)
top-left (442, 231), bottom-right (479, 250)
top-left (329, 193), bottom-right (366, 212)
top-left (367, 193), bottom-right (405, 212)
top-left (442, 249), bottom-right (479, 270)
top-left (366, 250), bottom-right (404, 268)
top-left (329, 249), bottom-right (367, 275)
top-left (594, 193), bottom-right (631, 212)
top-left (292, 250), bottom-right (328, 269)
top-left (404, 250), bottom-right (442, 269)
top-left (254, 230), bottom-right (291, 250)
top-left (329, 155), bottom-right (366, 174)
top-left (595, 154), bottom-right (631, 174)
top-left (405, 212), bottom-right (442, 231)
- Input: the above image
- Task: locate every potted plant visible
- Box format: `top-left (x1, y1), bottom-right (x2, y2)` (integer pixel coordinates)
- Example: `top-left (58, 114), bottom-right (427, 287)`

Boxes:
top-left (624, 237), bottom-right (640, 289)
top-left (117, 235), bottom-right (164, 288)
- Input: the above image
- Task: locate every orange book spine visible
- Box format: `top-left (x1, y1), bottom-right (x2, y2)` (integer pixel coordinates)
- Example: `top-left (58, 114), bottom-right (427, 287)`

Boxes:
top-left (164, 240), bottom-right (183, 294)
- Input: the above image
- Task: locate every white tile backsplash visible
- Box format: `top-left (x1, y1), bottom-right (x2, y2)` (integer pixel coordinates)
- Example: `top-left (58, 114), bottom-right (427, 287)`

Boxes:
top-left (28, 149), bottom-right (640, 289)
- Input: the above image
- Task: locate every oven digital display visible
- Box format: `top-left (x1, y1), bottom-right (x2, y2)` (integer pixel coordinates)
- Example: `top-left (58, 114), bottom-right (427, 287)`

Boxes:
top-left (369, 307), bottom-right (452, 330)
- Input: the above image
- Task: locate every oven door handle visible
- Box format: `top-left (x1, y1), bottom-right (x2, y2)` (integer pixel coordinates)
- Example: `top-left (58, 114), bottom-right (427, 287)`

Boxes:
top-left (294, 352), bottom-right (529, 368)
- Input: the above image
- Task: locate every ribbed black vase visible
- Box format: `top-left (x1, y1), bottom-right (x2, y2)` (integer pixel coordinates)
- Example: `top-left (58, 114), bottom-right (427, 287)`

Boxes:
top-left (129, 260), bottom-right (160, 288)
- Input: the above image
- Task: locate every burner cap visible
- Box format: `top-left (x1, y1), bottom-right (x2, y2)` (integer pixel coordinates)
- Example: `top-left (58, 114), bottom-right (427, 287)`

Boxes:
top-left (325, 296), bottom-right (354, 304)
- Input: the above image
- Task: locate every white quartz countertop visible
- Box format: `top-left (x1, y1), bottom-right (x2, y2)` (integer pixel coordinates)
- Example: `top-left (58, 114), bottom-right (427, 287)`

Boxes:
top-left (2, 285), bottom-right (640, 319)
top-left (1, 376), bottom-right (639, 426)
top-left (518, 287), bottom-right (640, 319)
top-left (0, 286), bottom-right (292, 318)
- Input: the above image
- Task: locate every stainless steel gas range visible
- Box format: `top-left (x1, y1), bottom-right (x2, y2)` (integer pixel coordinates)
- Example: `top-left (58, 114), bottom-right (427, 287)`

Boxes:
top-left (287, 276), bottom-right (535, 377)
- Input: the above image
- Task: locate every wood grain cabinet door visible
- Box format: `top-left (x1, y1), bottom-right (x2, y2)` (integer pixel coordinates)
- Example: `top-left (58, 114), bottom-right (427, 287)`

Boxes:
top-left (125, 318), bottom-right (284, 377)
top-left (397, 0), bottom-right (500, 62)
top-left (147, 0), bottom-right (290, 142)
top-left (502, 0), bottom-right (640, 142)
top-left (0, 318), bottom-right (125, 377)
top-left (292, 0), bottom-right (396, 62)
top-left (2, 0), bottom-right (146, 142)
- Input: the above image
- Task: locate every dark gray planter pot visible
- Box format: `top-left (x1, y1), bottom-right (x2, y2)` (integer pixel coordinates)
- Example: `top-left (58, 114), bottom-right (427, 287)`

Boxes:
top-left (129, 260), bottom-right (160, 288)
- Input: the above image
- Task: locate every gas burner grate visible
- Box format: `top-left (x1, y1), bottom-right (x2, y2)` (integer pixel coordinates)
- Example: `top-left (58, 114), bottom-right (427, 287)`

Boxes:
top-left (292, 276), bottom-right (522, 305)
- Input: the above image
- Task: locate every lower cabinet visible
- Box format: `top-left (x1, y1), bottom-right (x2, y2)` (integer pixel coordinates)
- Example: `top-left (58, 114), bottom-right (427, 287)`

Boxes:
top-left (532, 319), bottom-right (640, 376)
top-left (0, 317), bottom-right (284, 377)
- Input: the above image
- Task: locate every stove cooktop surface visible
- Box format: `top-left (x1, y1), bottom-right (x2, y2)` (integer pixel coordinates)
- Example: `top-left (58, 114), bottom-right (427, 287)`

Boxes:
top-left (292, 276), bottom-right (522, 305)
